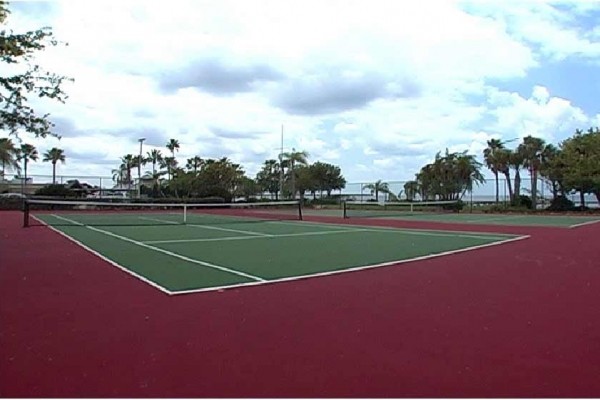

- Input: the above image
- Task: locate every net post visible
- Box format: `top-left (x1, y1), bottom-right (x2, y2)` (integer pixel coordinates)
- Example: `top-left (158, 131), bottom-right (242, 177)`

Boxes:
top-left (23, 200), bottom-right (29, 228)
top-left (183, 204), bottom-right (187, 224)
top-left (343, 201), bottom-right (348, 218)
top-left (297, 200), bottom-right (303, 221)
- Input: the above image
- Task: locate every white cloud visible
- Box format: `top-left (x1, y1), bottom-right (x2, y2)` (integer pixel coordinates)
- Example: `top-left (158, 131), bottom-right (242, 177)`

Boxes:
top-left (4, 0), bottom-right (599, 186)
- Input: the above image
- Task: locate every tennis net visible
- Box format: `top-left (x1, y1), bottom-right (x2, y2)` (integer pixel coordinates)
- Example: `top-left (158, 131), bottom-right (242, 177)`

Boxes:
top-left (343, 200), bottom-right (461, 219)
top-left (24, 199), bottom-right (303, 227)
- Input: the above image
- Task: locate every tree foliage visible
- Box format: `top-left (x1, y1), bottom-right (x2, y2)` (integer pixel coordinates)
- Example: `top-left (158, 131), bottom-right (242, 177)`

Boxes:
top-left (42, 147), bottom-right (65, 184)
top-left (559, 127), bottom-right (600, 205)
top-left (0, 1), bottom-right (71, 138)
top-left (415, 149), bottom-right (484, 201)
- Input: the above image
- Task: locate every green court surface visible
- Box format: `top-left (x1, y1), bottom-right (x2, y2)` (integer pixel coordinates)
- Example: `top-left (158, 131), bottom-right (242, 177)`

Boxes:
top-left (344, 212), bottom-right (600, 227)
top-left (31, 212), bottom-right (523, 295)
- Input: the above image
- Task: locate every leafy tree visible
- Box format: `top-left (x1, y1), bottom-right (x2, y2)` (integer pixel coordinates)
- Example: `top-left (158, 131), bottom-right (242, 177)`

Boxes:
top-left (538, 143), bottom-right (564, 200)
top-left (559, 127), bottom-right (600, 206)
top-left (0, 1), bottom-right (71, 138)
top-left (0, 136), bottom-right (19, 179)
top-left (17, 143), bottom-right (38, 182)
top-left (281, 148), bottom-right (308, 199)
top-left (364, 180), bottom-right (392, 202)
top-left (414, 149), bottom-right (484, 201)
top-left (185, 156), bottom-right (203, 174)
top-left (309, 161), bottom-right (346, 197)
top-left (42, 147), bottom-right (65, 184)
top-left (256, 159), bottom-right (281, 200)
top-left (294, 165), bottom-right (318, 200)
top-left (234, 176), bottom-right (259, 200)
top-left (171, 157), bottom-right (245, 201)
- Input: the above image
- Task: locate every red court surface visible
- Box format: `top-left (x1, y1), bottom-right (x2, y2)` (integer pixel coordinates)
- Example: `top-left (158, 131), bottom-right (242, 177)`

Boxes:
top-left (1, 210), bottom-right (599, 397)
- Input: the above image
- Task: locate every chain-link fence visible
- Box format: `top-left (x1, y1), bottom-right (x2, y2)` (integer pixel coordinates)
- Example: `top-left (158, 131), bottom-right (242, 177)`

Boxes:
top-left (340, 177), bottom-right (599, 209)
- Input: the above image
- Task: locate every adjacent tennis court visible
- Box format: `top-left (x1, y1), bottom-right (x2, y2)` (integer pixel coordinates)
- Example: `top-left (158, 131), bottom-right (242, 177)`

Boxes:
top-left (342, 201), bottom-right (600, 227)
top-left (25, 200), bottom-right (525, 294)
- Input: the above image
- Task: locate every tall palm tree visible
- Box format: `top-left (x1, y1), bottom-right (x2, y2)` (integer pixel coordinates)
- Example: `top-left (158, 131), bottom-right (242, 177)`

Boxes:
top-left (509, 149), bottom-right (526, 205)
top-left (42, 147), bottom-right (66, 184)
top-left (483, 139), bottom-right (505, 203)
top-left (281, 148), bottom-right (309, 199)
top-left (455, 152), bottom-right (485, 199)
top-left (161, 156), bottom-right (178, 181)
top-left (165, 139), bottom-right (180, 181)
top-left (364, 180), bottom-right (391, 202)
top-left (0, 137), bottom-right (20, 180)
top-left (119, 154), bottom-right (136, 189)
top-left (146, 149), bottom-right (163, 177)
top-left (495, 148), bottom-right (513, 202)
top-left (518, 135), bottom-right (546, 208)
top-left (18, 143), bottom-right (38, 183)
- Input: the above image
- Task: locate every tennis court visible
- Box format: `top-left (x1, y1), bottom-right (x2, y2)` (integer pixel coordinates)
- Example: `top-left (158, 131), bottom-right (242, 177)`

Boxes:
top-left (342, 201), bottom-right (600, 227)
top-left (26, 200), bottom-right (525, 295)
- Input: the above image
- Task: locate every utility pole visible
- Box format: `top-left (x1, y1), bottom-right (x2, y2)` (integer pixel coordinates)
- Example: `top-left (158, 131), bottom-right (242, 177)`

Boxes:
top-left (137, 137), bottom-right (145, 199)
top-left (279, 125), bottom-right (284, 200)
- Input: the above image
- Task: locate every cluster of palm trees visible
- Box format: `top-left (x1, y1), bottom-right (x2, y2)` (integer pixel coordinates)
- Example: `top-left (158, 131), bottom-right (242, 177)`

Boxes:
top-left (112, 139), bottom-right (180, 191)
top-left (0, 137), bottom-right (66, 185)
top-left (483, 135), bottom-right (555, 206)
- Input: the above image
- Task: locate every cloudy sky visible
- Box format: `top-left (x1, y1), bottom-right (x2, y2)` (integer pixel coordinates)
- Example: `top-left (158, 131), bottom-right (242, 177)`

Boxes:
top-left (5, 0), bottom-right (600, 185)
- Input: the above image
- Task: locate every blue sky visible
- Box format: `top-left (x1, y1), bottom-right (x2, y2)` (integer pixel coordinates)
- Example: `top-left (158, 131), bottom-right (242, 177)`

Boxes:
top-left (4, 0), bottom-right (600, 186)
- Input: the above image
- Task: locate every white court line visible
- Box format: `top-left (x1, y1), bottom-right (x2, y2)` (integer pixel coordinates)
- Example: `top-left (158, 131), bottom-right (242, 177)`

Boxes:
top-left (144, 228), bottom-right (371, 244)
top-left (173, 234), bottom-right (531, 295)
top-left (50, 214), bottom-right (266, 283)
top-left (138, 216), bottom-right (273, 237)
top-left (463, 215), bottom-right (527, 223)
top-left (269, 220), bottom-right (512, 241)
top-left (569, 219), bottom-right (600, 229)
top-left (32, 215), bottom-right (174, 295)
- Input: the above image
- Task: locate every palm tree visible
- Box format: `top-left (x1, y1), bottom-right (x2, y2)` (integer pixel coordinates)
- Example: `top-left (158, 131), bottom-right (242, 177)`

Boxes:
top-left (146, 149), bottom-right (163, 177)
top-left (509, 149), bottom-right (526, 205)
top-left (455, 152), bottom-right (485, 199)
top-left (364, 180), bottom-right (392, 202)
top-left (42, 147), bottom-right (66, 184)
top-left (165, 139), bottom-right (180, 180)
top-left (112, 166), bottom-right (127, 186)
top-left (0, 137), bottom-right (20, 180)
top-left (18, 143), bottom-right (38, 183)
top-left (186, 156), bottom-right (203, 173)
top-left (281, 148), bottom-right (309, 199)
top-left (161, 156), bottom-right (178, 181)
top-left (403, 180), bottom-right (419, 201)
top-left (494, 148), bottom-right (513, 203)
top-left (119, 154), bottom-right (136, 189)
top-left (518, 135), bottom-right (546, 208)
top-left (483, 139), bottom-right (505, 203)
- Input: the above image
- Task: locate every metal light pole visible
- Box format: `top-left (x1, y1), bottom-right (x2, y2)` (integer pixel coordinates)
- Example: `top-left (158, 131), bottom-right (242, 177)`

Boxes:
top-left (137, 138), bottom-right (145, 199)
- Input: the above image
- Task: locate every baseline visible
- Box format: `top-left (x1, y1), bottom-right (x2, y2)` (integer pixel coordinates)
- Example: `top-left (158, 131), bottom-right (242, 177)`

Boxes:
top-left (173, 234), bottom-right (531, 295)
top-left (50, 214), bottom-right (266, 283)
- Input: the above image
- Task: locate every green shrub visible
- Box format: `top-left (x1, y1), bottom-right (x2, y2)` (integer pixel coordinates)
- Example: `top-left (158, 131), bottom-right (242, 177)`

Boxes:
top-left (442, 200), bottom-right (464, 212)
top-left (546, 196), bottom-right (577, 212)
top-left (34, 184), bottom-right (78, 197)
top-left (512, 195), bottom-right (533, 209)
